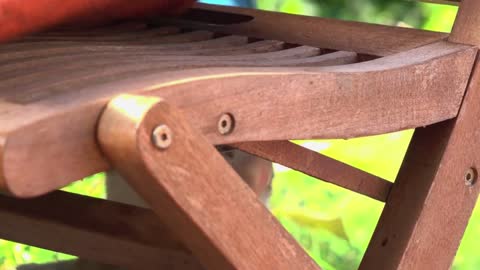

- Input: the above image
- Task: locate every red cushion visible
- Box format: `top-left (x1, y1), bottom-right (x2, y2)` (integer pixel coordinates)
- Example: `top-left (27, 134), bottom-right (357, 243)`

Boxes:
top-left (0, 0), bottom-right (196, 42)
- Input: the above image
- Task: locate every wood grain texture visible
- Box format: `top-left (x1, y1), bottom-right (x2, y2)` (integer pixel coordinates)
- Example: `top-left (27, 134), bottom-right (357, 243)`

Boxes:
top-left (361, 4), bottom-right (480, 268)
top-left (0, 41), bottom-right (475, 197)
top-left (0, 191), bottom-right (203, 270)
top-left (0, 38), bottom-right (286, 62)
top-left (359, 122), bottom-right (455, 270)
top-left (163, 4), bottom-right (448, 56)
top-left (450, 0), bottom-right (480, 46)
top-left (360, 36), bottom-right (480, 270)
top-left (232, 141), bottom-right (391, 202)
top-left (97, 95), bottom-right (321, 270)
top-left (0, 46), bottom-right (321, 95)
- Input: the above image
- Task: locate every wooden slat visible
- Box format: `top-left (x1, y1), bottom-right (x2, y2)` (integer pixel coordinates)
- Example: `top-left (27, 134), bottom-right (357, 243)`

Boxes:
top-left (0, 38), bottom-right (282, 63)
top-left (0, 44), bottom-right (296, 92)
top-left (46, 22), bottom-right (150, 35)
top-left (0, 41), bottom-right (475, 197)
top-left (154, 4), bottom-right (449, 56)
top-left (0, 34), bottom-right (252, 55)
top-left (97, 95), bottom-right (321, 270)
top-left (22, 26), bottom-right (182, 42)
top-left (1, 44), bottom-right (349, 67)
top-left (0, 48), bottom-right (324, 103)
top-left (0, 45), bottom-right (317, 81)
top-left (232, 141), bottom-right (392, 202)
top-left (0, 39), bottom-right (287, 64)
top-left (2, 30), bottom-right (216, 50)
top-left (0, 48), bottom-right (355, 100)
top-left (0, 191), bottom-right (203, 270)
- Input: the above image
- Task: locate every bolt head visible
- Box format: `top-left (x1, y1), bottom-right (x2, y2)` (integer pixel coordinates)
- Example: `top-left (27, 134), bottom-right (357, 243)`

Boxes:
top-left (465, 167), bottom-right (477, 187)
top-left (152, 124), bottom-right (172, 149)
top-left (217, 113), bottom-right (235, 135)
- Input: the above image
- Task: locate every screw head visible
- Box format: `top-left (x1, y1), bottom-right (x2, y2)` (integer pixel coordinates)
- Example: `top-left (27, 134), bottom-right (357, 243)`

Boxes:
top-left (217, 113), bottom-right (235, 135)
top-left (464, 167), bottom-right (477, 187)
top-left (152, 124), bottom-right (172, 149)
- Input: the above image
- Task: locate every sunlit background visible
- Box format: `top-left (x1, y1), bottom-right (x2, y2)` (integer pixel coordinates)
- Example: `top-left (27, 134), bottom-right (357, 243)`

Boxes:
top-left (1, 1), bottom-right (476, 270)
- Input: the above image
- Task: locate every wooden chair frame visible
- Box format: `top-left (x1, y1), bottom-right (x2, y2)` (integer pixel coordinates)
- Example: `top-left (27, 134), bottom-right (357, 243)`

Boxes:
top-left (1, 0), bottom-right (480, 269)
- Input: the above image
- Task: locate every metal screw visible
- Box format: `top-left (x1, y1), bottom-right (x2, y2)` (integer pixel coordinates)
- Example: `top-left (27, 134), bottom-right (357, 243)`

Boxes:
top-left (464, 167), bottom-right (477, 187)
top-left (152, 124), bottom-right (172, 149)
top-left (217, 113), bottom-right (235, 135)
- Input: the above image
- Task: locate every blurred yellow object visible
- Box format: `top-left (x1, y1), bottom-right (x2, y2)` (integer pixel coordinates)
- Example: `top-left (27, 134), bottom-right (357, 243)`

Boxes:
top-left (272, 208), bottom-right (349, 242)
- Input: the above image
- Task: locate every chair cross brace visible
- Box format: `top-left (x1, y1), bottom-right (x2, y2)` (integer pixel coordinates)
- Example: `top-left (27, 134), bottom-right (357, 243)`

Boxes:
top-left (97, 94), bottom-right (321, 270)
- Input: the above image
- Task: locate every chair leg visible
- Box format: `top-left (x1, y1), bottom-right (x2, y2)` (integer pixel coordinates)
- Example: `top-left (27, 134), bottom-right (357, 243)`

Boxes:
top-left (360, 58), bottom-right (480, 270)
top-left (97, 94), bottom-right (321, 270)
top-left (0, 190), bottom-right (202, 270)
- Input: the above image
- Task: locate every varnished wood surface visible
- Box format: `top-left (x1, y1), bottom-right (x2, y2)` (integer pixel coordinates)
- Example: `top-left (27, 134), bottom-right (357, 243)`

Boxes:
top-left (0, 2), bottom-right (477, 270)
top-left (0, 5), bottom-right (475, 198)
top-left (361, 4), bottom-right (480, 268)
top-left (450, 0), bottom-right (480, 46)
top-left (0, 35), bottom-right (475, 197)
top-left (232, 141), bottom-right (392, 202)
top-left (0, 191), bottom-right (203, 270)
top-left (171, 4), bottom-right (449, 56)
top-left (98, 95), bottom-right (321, 270)
top-left (360, 122), bottom-right (455, 270)
top-left (360, 59), bottom-right (480, 270)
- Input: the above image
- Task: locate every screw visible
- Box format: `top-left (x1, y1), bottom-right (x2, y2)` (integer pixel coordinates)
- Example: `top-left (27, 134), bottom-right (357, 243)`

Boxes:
top-left (217, 113), bottom-right (235, 135)
top-left (464, 167), bottom-right (477, 187)
top-left (152, 124), bottom-right (172, 149)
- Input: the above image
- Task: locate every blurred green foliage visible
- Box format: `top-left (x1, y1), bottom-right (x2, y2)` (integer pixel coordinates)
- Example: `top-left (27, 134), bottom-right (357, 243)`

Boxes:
top-left (270, 130), bottom-right (413, 270)
top-left (258, 0), bottom-right (426, 26)
top-left (2, 1), bottom-right (478, 270)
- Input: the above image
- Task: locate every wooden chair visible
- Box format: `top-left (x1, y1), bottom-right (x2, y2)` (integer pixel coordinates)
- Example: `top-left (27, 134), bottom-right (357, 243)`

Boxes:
top-left (0, 0), bottom-right (479, 269)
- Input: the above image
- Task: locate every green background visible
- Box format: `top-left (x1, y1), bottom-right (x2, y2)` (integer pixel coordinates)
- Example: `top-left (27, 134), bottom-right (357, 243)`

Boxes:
top-left (1, 1), bottom-right (478, 270)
